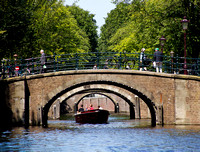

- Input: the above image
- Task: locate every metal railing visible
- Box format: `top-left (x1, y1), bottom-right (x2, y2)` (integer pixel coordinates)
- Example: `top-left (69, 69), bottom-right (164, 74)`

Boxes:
top-left (0, 52), bottom-right (199, 79)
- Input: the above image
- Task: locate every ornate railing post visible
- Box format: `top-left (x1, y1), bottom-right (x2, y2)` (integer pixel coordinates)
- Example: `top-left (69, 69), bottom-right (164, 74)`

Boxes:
top-left (119, 52), bottom-right (122, 69)
top-left (75, 53), bottom-right (78, 70)
top-left (164, 56), bottom-right (167, 73)
top-left (31, 57), bottom-right (34, 74)
top-left (138, 54), bottom-right (140, 70)
top-left (197, 59), bottom-right (200, 76)
top-left (21, 58), bottom-right (24, 76)
top-left (175, 54), bottom-right (179, 74)
top-left (97, 51), bottom-right (99, 69)
top-left (53, 53), bottom-right (56, 72)
top-left (56, 55), bottom-right (59, 72)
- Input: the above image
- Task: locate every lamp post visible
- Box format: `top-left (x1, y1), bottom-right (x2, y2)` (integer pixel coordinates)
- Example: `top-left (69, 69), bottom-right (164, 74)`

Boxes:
top-left (159, 36), bottom-right (166, 53)
top-left (181, 16), bottom-right (189, 75)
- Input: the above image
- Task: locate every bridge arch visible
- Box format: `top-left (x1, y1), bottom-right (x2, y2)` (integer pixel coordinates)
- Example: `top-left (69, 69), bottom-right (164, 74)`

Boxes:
top-left (58, 88), bottom-right (135, 118)
top-left (42, 80), bottom-right (156, 127)
top-left (59, 92), bottom-right (118, 113)
top-left (73, 92), bottom-right (118, 112)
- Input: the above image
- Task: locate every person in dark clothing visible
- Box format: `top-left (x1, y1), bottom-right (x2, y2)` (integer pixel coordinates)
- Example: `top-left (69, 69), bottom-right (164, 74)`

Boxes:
top-left (191, 61), bottom-right (198, 75)
top-left (139, 48), bottom-right (147, 71)
top-left (153, 48), bottom-right (163, 73)
top-left (40, 50), bottom-right (47, 73)
top-left (78, 105), bottom-right (84, 112)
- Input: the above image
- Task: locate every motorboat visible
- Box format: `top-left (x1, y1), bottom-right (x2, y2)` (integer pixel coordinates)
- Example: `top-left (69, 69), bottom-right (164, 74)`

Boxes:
top-left (74, 109), bottom-right (110, 124)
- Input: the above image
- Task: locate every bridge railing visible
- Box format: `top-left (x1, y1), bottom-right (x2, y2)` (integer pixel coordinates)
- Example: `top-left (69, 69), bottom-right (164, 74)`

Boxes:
top-left (0, 52), bottom-right (199, 79)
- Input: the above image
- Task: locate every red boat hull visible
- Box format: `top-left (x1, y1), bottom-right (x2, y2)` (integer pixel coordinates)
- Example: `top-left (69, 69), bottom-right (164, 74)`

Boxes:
top-left (75, 109), bottom-right (110, 124)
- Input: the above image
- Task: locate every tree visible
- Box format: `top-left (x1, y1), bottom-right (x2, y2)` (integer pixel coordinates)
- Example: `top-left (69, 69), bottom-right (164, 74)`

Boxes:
top-left (0, 0), bottom-right (58, 59)
top-left (67, 5), bottom-right (98, 52)
top-left (31, 2), bottom-right (90, 56)
top-left (98, 2), bottom-right (132, 52)
top-left (0, 0), bottom-right (92, 59)
top-left (102, 0), bottom-right (200, 58)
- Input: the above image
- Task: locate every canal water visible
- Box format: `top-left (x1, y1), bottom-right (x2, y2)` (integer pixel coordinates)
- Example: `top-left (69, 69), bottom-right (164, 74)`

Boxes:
top-left (0, 114), bottom-right (200, 152)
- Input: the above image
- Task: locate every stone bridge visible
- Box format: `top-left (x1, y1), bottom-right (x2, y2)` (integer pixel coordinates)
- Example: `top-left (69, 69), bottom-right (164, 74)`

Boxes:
top-left (0, 69), bottom-right (200, 127)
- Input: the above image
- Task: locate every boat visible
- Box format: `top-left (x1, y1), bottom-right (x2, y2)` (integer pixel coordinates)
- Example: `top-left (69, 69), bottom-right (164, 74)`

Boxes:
top-left (74, 109), bottom-right (110, 124)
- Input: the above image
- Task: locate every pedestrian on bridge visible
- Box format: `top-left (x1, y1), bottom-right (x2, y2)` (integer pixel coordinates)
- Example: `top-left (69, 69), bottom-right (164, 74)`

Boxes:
top-left (40, 50), bottom-right (47, 73)
top-left (153, 48), bottom-right (163, 73)
top-left (140, 48), bottom-right (147, 71)
top-left (93, 64), bottom-right (97, 69)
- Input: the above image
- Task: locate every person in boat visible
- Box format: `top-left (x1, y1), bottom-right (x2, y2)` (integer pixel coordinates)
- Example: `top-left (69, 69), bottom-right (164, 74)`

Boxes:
top-left (98, 106), bottom-right (103, 110)
top-left (78, 105), bottom-right (84, 112)
top-left (88, 104), bottom-right (94, 110)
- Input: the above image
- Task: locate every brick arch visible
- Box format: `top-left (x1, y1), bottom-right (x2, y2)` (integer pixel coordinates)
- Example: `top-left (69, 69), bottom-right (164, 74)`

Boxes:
top-left (59, 91), bottom-right (118, 113)
top-left (42, 80), bottom-right (156, 127)
top-left (70, 92), bottom-right (118, 112)
top-left (59, 88), bottom-right (135, 118)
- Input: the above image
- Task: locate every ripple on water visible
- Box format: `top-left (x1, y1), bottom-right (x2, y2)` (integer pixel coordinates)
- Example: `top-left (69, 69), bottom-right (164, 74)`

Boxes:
top-left (0, 116), bottom-right (200, 152)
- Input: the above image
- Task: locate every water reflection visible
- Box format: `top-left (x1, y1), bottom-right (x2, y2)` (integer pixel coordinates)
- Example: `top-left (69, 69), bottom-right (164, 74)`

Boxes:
top-left (0, 114), bottom-right (200, 152)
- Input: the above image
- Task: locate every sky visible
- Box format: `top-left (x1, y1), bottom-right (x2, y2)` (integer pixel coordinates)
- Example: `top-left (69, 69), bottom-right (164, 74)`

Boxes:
top-left (64, 0), bottom-right (116, 34)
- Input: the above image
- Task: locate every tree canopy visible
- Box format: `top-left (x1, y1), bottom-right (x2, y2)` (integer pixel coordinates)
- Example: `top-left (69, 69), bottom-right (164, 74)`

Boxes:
top-left (1, 0), bottom-right (200, 60)
top-left (32, 2), bottom-right (91, 56)
top-left (67, 5), bottom-right (98, 52)
top-left (0, 0), bottom-right (98, 59)
top-left (100, 0), bottom-right (200, 58)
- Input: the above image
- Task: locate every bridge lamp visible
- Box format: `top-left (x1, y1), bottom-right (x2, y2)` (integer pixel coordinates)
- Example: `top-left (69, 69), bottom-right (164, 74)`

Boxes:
top-left (181, 16), bottom-right (189, 75)
top-left (159, 36), bottom-right (166, 53)
top-left (181, 16), bottom-right (189, 30)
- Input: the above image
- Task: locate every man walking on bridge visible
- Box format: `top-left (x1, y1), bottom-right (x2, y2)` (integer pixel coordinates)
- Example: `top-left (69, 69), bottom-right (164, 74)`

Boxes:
top-left (40, 49), bottom-right (47, 73)
top-left (154, 48), bottom-right (163, 73)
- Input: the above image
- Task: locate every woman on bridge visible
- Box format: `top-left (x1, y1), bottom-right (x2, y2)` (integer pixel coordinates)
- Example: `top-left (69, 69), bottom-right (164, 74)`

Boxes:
top-left (139, 48), bottom-right (147, 71)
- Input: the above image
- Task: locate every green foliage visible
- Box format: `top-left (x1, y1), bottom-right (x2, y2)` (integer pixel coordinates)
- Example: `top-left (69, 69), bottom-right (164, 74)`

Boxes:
top-left (31, 2), bottom-right (90, 56)
top-left (1, 0), bottom-right (199, 60)
top-left (0, 0), bottom-right (97, 60)
top-left (0, 0), bottom-right (58, 58)
top-left (100, 0), bottom-right (200, 58)
top-left (98, 2), bottom-right (132, 52)
top-left (0, 0), bottom-right (32, 58)
top-left (67, 5), bottom-right (98, 52)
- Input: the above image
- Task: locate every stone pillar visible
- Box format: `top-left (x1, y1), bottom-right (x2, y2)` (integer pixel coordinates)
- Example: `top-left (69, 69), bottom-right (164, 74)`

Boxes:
top-left (157, 105), bottom-right (164, 125)
top-left (135, 95), bottom-right (141, 119)
top-left (10, 81), bottom-right (25, 126)
top-left (116, 103), bottom-right (119, 113)
top-left (129, 102), bottom-right (135, 119)
top-left (52, 98), bottom-right (61, 119)
top-left (53, 105), bottom-right (56, 119)
top-left (74, 102), bottom-right (78, 113)
top-left (37, 106), bottom-right (42, 126)
top-left (175, 80), bottom-right (188, 124)
top-left (56, 98), bottom-right (60, 119)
